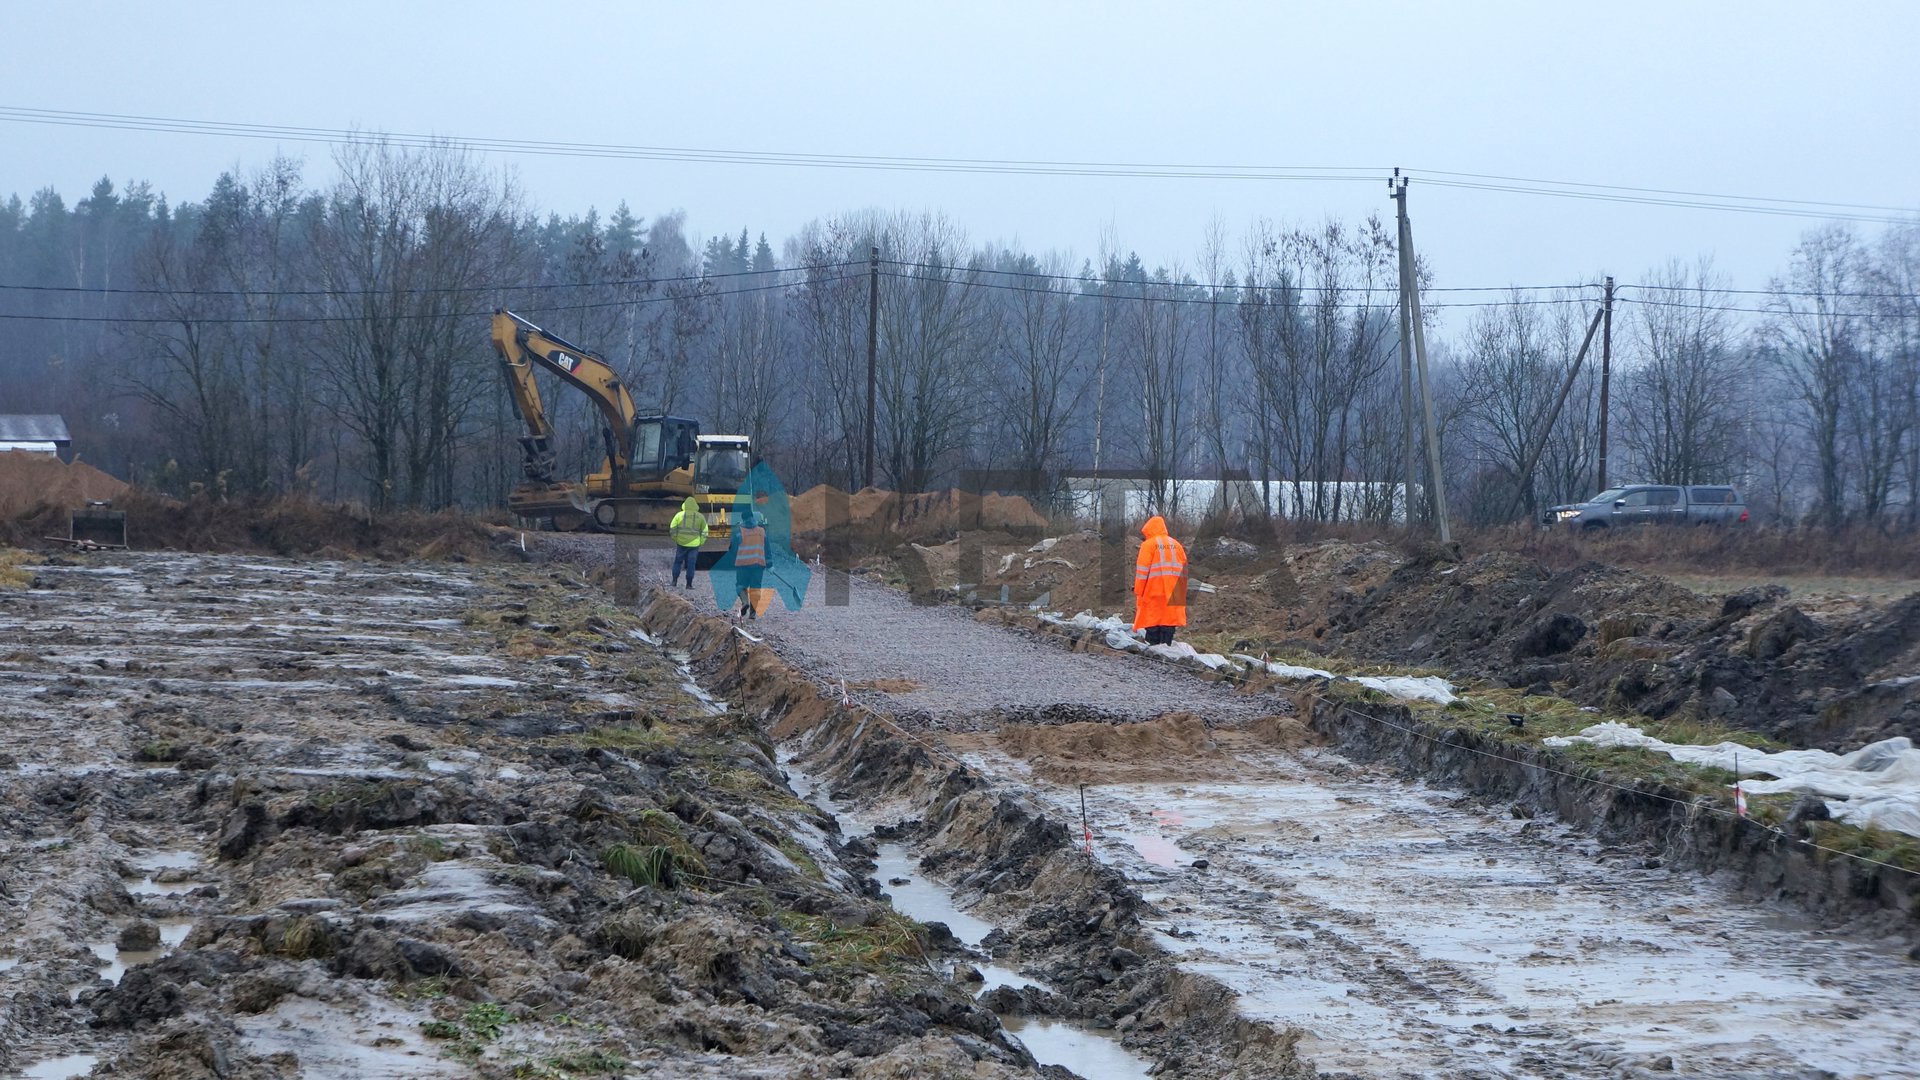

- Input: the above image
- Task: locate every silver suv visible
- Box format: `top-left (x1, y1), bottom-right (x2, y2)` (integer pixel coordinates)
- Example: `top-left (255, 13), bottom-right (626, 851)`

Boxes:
top-left (1543, 484), bottom-right (1749, 530)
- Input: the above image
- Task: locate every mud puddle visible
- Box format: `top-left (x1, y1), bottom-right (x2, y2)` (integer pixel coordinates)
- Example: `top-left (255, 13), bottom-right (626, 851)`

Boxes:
top-left (18, 1054), bottom-right (99, 1079)
top-left (235, 996), bottom-right (460, 1078)
top-left (966, 743), bottom-right (1920, 1078)
top-left (788, 754), bottom-right (1155, 1079)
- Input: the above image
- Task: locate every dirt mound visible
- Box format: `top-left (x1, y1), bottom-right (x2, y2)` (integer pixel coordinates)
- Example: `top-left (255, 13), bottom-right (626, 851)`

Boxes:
top-left (1248, 713), bottom-right (1319, 749)
top-left (1324, 551), bottom-right (1920, 750)
top-left (791, 486), bottom-right (1049, 537)
top-left (993, 712), bottom-right (1242, 783)
top-left (0, 453), bottom-right (129, 516)
top-left (4, 489), bottom-right (514, 562)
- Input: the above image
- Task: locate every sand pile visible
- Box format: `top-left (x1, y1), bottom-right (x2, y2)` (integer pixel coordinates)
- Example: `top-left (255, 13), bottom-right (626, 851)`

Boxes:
top-left (0, 454), bottom-right (129, 516)
top-left (790, 485), bottom-right (1048, 536)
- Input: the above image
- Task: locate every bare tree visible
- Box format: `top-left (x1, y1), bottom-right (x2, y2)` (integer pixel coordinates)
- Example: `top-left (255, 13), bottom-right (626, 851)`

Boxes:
top-left (1455, 293), bottom-right (1591, 523)
top-left (787, 216), bottom-right (874, 489)
top-left (1867, 223), bottom-right (1920, 526)
top-left (1195, 219), bottom-right (1240, 498)
top-left (1769, 225), bottom-right (1869, 527)
top-left (305, 138), bottom-right (521, 509)
top-left (986, 249), bottom-right (1084, 497)
top-left (1620, 259), bottom-right (1751, 486)
top-left (875, 211), bottom-right (987, 493)
top-left (1239, 218), bottom-right (1404, 522)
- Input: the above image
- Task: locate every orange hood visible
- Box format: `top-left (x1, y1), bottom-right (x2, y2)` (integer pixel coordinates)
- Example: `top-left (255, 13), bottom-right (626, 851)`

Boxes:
top-left (1141, 515), bottom-right (1168, 540)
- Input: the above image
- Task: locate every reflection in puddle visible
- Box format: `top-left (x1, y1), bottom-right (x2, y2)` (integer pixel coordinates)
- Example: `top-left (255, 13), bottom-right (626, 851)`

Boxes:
top-left (136, 850), bottom-right (200, 871)
top-left (975, 962), bottom-right (1032, 994)
top-left (127, 876), bottom-right (197, 896)
top-left (1120, 831), bottom-right (1186, 869)
top-left (869, 843), bottom-right (1155, 1079)
top-left (1001, 1016), bottom-right (1154, 1080)
top-left (77, 917), bottom-right (196, 994)
top-left (238, 996), bottom-right (460, 1078)
top-left (874, 843), bottom-right (995, 947)
top-left (21, 1054), bottom-right (99, 1079)
top-left (128, 850), bottom-right (203, 896)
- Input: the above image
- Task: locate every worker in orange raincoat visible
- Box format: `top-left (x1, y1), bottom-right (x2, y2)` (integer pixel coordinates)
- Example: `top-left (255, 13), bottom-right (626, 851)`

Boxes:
top-left (1132, 515), bottom-right (1188, 647)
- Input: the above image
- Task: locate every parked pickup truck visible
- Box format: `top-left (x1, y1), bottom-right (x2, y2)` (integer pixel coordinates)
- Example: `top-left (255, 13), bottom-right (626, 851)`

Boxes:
top-left (1543, 484), bottom-right (1749, 530)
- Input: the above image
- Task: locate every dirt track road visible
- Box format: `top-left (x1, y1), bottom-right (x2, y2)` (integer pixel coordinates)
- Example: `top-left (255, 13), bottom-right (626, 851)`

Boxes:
top-left (605, 541), bottom-right (1920, 1079)
top-left (620, 543), bottom-right (1278, 727)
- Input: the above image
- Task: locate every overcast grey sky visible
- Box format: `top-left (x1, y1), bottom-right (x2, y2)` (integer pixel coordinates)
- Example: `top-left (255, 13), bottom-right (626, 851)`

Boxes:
top-left (4, 0), bottom-right (1915, 299)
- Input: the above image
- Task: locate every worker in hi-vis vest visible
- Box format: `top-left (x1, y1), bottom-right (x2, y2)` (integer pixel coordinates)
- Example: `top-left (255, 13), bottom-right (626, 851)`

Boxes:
top-left (668, 495), bottom-right (709, 588)
top-left (1132, 514), bottom-right (1188, 647)
top-left (729, 508), bottom-right (769, 619)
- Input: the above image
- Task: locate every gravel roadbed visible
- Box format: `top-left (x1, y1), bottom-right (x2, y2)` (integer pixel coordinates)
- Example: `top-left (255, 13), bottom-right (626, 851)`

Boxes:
top-left (534, 533), bottom-right (1282, 728)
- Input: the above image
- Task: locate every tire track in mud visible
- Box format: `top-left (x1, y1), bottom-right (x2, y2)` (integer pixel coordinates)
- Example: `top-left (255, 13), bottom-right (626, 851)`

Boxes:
top-left (601, 543), bottom-right (1920, 1080)
top-left (3, 553), bottom-right (1090, 1079)
top-left (1040, 757), bottom-right (1920, 1079)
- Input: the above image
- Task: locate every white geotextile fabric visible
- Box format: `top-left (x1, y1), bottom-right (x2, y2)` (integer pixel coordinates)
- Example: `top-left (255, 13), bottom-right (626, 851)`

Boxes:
top-left (1228, 655), bottom-right (1459, 705)
top-left (1543, 722), bottom-right (1920, 837)
top-left (1032, 611), bottom-right (1461, 704)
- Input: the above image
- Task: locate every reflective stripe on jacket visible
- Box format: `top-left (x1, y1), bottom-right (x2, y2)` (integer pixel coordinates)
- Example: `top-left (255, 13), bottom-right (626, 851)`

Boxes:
top-left (1131, 515), bottom-right (1188, 630)
top-left (736, 526), bottom-right (768, 567)
top-left (669, 496), bottom-right (709, 547)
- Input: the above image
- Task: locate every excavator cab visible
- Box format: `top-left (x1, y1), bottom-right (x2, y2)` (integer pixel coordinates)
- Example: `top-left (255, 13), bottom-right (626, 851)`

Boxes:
top-left (630, 416), bottom-right (700, 484)
top-left (693, 437), bottom-right (752, 494)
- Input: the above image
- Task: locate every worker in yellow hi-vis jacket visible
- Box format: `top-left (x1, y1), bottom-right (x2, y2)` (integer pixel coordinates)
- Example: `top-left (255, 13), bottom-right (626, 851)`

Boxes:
top-left (668, 495), bottom-right (709, 589)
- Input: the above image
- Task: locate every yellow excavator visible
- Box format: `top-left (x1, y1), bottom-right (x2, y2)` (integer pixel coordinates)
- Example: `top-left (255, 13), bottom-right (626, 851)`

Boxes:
top-left (489, 309), bottom-right (750, 563)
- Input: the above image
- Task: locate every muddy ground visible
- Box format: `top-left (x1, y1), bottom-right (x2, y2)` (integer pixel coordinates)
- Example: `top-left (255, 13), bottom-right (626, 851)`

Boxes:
top-left (878, 531), bottom-right (1920, 751)
top-left (590, 537), bottom-right (1918, 1078)
top-left (7, 536), bottom-right (1919, 1080)
top-left (0, 552), bottom-right (1074, 1079)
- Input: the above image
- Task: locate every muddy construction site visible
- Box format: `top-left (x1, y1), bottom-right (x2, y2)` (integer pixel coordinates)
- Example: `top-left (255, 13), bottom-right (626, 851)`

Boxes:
top-left (3, 523), bottom-right (1919, 1079)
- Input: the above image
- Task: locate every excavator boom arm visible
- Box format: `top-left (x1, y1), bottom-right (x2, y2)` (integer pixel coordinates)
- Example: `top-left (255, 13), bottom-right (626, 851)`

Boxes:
top-left (489, 309), bottom-right (640, 481)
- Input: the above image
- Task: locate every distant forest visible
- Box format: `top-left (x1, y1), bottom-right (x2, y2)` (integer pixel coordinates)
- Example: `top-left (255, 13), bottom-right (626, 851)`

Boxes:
top-left (1, 140), bottom-right (1914, 528)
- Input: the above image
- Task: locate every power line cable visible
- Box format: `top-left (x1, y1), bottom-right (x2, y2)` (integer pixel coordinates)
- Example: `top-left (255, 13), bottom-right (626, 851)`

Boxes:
top-left (1616, 295), bottom-right (1916, 318)
top-left (1420, 175), bottom-right (1912, 223)
top-left (0, 272), bottom-right (860, 324)
top-left (2, 105), bottom-right (1913, 223)
top-left (879, 258), bottom-right (1598, 295)
top-left (1620, 281), bottom-right (1917, 300)
top-left (875, 268), bottom-right (1598, 311)
top-left (0, 260), bottom-right (858, 299)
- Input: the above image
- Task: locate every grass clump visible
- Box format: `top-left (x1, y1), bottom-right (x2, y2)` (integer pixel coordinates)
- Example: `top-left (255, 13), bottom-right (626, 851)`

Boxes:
top-left (577, 725), bottom-right (674, 753)
top-left (421, 1001), bottom-right (515, 1060)
top-left (273, 915), bottom-right (335, 960)
top-left (1807, 821), bottom-right (1920, 874)
top-left (603, 843), bottom-right (682, 889)
top-left (777, 836), bottom-right (824, 881)
top-left (775, 909), bottom-right (927, 972)
top-left (0, 549), bottom-right (41, 589)
top-left (410, 833), bottom-right (457, 861)
top-left (513, 1048), bottom-right (628, 1079)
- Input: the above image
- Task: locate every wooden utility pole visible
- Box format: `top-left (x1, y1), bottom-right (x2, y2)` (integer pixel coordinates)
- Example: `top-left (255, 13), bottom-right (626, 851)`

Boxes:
top-left (1391, 173), bottom-right (1418, 531)
top-left (865, 244), bottom-right (878, 490)
top-left (1393, 175), bottom-right (1451, 542)
top-left (1597, 275), bottom-right (1614, 491)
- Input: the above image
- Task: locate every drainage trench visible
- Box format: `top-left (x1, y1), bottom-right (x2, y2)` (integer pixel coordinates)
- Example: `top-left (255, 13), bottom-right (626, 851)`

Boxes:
top-left (639, 590), bottom-right (1310, 1080)
top-left (659, 627), bottom-right (1155, 1078)
top-left (639, 587), bottom-right (1920, 1080)
top-left (787, 751), bottom-right (1155, 1079)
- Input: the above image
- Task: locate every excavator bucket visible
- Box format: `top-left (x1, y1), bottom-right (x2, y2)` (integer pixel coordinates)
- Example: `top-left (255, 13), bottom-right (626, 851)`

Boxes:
top-left (66, 500), bottom-right (128, 549)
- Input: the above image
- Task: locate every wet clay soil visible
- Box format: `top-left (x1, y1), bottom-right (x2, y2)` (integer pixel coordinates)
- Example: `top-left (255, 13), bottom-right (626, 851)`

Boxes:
top-left (0, 553), bottom-right (1062, 1079)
